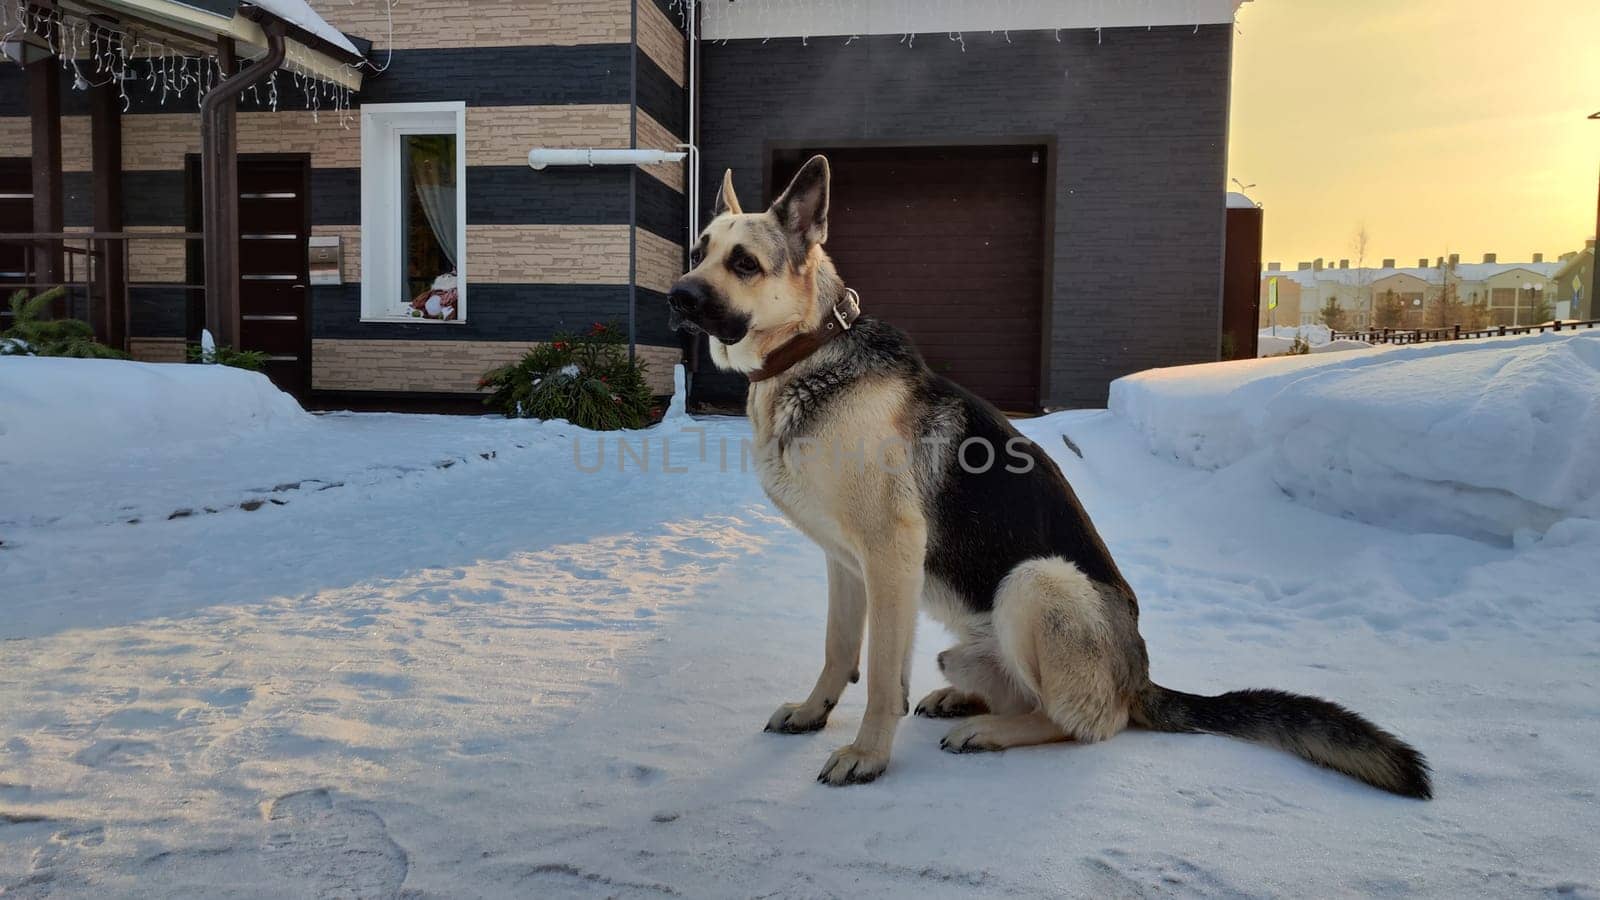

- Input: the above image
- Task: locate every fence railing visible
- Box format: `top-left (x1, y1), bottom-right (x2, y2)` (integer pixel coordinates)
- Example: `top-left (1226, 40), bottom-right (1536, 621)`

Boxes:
top-left (0, 231), bottom-right (204, 349)
top-left (1332, 319), bottom-right (1600, 346)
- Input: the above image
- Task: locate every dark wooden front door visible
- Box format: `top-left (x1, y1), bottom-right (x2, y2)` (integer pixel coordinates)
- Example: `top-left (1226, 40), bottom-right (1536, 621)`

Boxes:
top-left (0, 159), bottom-right (32, 321)
top-left (186, 155), bottom-right (311, 395)
top-left (237, 158), bottom-right (311, 394)
top-left (771, 145), bottom-right (1047, 412)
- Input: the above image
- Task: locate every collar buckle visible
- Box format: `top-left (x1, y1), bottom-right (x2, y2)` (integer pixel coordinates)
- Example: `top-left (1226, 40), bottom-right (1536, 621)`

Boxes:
top-left (832, 288), bottom-right (860, 331)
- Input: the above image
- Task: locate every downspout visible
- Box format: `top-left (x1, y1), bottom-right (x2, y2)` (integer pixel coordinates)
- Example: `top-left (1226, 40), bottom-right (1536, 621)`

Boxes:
top-left (200, 21), bottom-right (286, 348)
top-left (686, 0), bottom-right (698, 247)
top-left (684, 0), bottom-right (701, 395)
top-left (628, 0), bottom-right (638, 363)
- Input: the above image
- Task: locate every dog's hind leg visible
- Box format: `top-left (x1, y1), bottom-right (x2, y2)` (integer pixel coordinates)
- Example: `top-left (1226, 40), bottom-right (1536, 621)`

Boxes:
top-left (989, 558), bottom-right (1135, 745)
top-left (916, 637), bottom-right (1031, 718)
top-left (767, 554), bottom-right (867, 734)
top-left (941, 711), bottom-right (1068, 752)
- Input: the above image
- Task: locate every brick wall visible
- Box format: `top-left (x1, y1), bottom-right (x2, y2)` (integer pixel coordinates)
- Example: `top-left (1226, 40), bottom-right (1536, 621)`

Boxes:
top-left (129, 338), bottom-right (186, 363)
top-left (696, 27), bottom-right (1231, 409)
top-left (0, 0), bottom-right (689, 405)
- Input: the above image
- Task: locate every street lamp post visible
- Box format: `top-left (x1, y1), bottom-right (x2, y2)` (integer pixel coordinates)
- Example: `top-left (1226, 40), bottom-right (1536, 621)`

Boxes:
top-left (1518, 282), bottom-right (1544, 327)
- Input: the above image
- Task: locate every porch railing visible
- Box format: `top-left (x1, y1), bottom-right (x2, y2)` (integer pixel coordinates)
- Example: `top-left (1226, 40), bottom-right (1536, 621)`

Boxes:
top-left (0, 231), bottom-right (204, 350)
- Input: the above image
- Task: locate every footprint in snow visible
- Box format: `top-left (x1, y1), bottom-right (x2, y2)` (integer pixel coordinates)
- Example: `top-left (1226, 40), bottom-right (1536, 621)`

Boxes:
top-left (260, 788), bottom-right (408, 900)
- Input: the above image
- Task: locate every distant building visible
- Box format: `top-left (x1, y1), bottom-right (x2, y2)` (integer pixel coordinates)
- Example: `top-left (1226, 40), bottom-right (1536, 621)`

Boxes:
top-left (1259, 252), bottom-right (1576, 329)
top-left (1258, 267), bottom-right (1304, 329)
top-left (1552, 241), bottom-right (1596, 320)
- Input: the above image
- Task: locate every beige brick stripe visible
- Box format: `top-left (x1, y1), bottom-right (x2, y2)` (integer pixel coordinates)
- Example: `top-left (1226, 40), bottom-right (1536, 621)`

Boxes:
top-left (635, 228), bottom-right (684, 295)
top-left (635, 344), bottom-right (682, 395)
top-left (50, 105), bottom-right (640, 172)
top-left (467, 105), bottom-right (630, 166)
top-left (638, 0), bottom-right (686, 87)
top-left (636, 110), bottom-right (685, 193)
top-left (22, 112), bottom-right (361, 172)
top-left (124, 226), bottom-right (190, 284)
top-left (466, 224), bottom-right (630, 284)
top-left (54, 224), bottom-right (635, 287)
top-left (31, 106), bottom-right (683, 194)
top-left (316, 0), bottom-right (631, 51)
top-left (311, 338), bottom-right (677, 395)
top-left (129, 337), bottom-right (186, 363)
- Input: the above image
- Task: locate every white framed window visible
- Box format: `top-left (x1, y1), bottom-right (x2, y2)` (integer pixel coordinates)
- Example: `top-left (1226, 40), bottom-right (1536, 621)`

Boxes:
top-left (360, 101), bottom-right (468, 322)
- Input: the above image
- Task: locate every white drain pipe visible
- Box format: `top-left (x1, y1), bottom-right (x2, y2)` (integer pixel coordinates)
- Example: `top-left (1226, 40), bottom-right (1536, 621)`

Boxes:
top-left (685, 0), bottom-right (700, 248)
top-left (526, 148), bottom-right (686, 170)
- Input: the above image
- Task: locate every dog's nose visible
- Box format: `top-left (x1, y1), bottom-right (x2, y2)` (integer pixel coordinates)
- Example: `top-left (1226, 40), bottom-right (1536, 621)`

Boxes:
top-left (667, 280), bottom-right (704, 313)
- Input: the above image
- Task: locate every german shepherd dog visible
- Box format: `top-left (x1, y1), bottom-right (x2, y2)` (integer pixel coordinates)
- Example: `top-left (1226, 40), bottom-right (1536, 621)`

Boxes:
top-left (667, 156), bottom-right (1431, 797)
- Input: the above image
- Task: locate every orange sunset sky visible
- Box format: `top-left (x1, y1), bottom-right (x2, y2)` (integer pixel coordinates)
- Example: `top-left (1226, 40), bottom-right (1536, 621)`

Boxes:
top-left (1229, 0), bottom-right (1600, 266)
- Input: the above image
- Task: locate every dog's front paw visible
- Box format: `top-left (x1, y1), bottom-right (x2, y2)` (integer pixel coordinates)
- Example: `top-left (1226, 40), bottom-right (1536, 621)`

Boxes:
top-left (817, 744), bottom-right (889, 786)
top-left (765, 700), bottom-right (831, 734)
top-left (914, 687), bottom-right (989, 719)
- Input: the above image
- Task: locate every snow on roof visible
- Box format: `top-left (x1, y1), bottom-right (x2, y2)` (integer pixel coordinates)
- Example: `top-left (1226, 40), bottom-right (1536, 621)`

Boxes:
top-left (249, 0), bottom-right (359, 57)
top-left (702, 0), bottom-right (1250, 41)
top-left (1272, 261), bottom-right (1563, 288)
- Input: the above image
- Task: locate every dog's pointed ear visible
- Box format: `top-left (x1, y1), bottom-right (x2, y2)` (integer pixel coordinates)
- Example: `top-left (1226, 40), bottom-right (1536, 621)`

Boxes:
top-left (713, 168), bottom-right (743, 217)
top-left (769, 155), bottom-right (830, 250)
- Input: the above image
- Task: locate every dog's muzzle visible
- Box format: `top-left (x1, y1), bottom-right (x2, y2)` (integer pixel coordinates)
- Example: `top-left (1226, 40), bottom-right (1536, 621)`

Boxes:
top-left (667, 281), bottom-right (706, 334)
top-left (666, 278), bottom-right (748, 344)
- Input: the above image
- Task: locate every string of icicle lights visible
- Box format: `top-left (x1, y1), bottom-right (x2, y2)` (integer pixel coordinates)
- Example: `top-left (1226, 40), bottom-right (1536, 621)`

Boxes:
top-left (0, 0), bottom-right (354, 124)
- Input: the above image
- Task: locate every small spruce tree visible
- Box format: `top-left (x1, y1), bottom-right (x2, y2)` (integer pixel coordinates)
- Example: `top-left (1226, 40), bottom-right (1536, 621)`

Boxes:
top-left (1373, 289), bottom-right (1407, 328)
top-left (1, 287), bottom-right (129, 359)
top-left (1319, 297), bottom-right (1349, 331)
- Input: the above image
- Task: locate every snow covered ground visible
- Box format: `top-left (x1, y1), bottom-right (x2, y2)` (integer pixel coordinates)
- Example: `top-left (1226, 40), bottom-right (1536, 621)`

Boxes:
top-left (1257, 323), bottom-right (1372, 357)
top-left (2, 355), bottom-right (1598, 897)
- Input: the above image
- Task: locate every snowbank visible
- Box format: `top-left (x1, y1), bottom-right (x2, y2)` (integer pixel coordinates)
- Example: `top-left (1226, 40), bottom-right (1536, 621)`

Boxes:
top-left (1111, 331), bottom-right (1600, 540)
top-left (0, 357), bottom-right (309, 466)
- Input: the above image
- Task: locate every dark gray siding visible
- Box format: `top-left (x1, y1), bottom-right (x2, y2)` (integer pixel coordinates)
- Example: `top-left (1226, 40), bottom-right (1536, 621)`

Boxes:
top-left (696, 27), bottom-right (1231, 408)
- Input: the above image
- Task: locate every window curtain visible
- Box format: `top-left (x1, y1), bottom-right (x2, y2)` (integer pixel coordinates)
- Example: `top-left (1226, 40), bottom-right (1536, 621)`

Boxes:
top-left (411, 143), bottom-right (457, 269)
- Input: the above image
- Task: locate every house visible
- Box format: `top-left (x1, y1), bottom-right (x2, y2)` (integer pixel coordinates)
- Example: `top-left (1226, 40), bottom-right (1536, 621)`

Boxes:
top-left (1552, 241), bottom-right (1595, 320)
top-left (1369, 271), bottom-right (1431, 327)
top-left (1264, 253), bottom-right (1569, 329)
top-left (1258, 265), bottom-right (1305, 329)
top-left (4, 0), bottom-right (1253, 413)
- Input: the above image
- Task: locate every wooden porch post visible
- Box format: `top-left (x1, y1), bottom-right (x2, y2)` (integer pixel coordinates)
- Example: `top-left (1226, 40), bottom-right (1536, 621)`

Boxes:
top-left (26, 52), bottom-right (63, 313)
top-left (89, 27), bottom-right (126, 348)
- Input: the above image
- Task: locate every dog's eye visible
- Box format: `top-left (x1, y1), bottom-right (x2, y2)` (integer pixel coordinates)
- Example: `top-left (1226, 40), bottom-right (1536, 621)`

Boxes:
top-left (732, 254), bottom-right (761, 277)
top-left (689, 248), bottom-right (704, 267)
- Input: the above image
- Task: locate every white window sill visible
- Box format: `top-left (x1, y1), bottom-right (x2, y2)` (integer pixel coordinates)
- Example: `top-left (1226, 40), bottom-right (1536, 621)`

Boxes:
top-left (359, 317), bottom-right (469, 325)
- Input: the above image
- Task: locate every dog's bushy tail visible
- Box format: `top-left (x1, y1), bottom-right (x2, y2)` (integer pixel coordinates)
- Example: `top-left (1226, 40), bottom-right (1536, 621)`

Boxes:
top-left (1133, 684), bottom-right (1432, 799)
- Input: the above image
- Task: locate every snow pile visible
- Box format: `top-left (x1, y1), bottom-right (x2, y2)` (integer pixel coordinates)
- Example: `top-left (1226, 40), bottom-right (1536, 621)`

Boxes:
top-left (1111, 330), bottom-right (1600, 540)
top-left (0, 356), bottom-right (309, 467)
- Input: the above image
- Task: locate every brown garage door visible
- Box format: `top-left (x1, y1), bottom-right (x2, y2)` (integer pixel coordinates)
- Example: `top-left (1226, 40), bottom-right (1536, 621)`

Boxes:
top-left (771, 145), bottom-right (1047, 412)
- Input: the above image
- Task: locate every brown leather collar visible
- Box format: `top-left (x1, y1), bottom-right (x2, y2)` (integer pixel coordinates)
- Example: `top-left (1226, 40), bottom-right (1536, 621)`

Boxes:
top-left (747, 288), bottom-right (861, 383)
